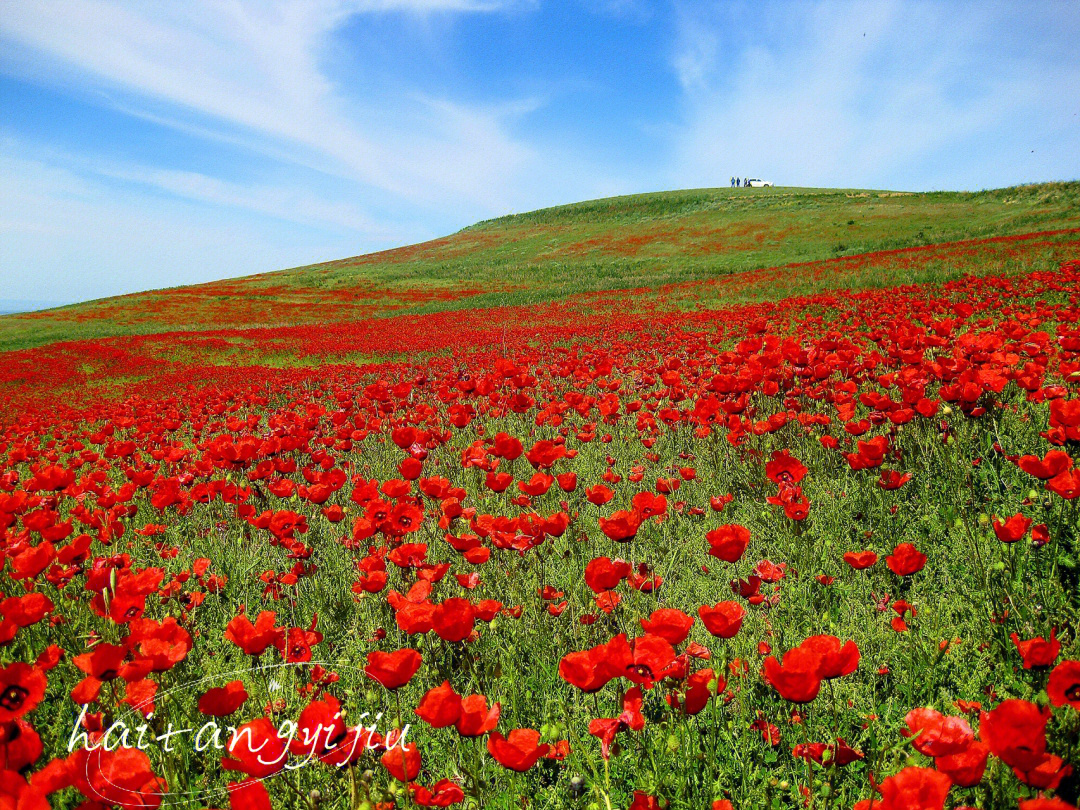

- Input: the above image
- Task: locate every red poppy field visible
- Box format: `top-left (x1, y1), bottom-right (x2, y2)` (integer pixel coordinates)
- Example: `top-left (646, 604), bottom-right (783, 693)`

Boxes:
top-left (1, 185), bottom-right (1079, 810)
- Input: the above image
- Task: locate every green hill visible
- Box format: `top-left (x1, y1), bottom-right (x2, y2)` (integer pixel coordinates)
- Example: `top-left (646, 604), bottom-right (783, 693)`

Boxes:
top-left (2, 183), bottom-right (1078, 353)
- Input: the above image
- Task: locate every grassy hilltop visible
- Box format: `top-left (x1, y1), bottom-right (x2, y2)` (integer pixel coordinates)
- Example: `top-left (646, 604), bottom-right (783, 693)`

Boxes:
top-left (2, 182), bottom-right (1078, 353)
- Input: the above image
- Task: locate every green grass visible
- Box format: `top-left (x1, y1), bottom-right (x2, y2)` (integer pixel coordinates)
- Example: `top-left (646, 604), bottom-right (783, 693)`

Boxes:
top-left (2, 183), bottom-right (1077, 353)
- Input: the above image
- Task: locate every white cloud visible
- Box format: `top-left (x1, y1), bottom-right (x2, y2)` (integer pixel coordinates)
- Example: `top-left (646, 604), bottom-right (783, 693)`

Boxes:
top-left (98, 164), bottom-right (397, 237)
top-left (0, 151), bottom-right (392, 302)
top-left (0, 0), bottom-right (539, 210)
top-left (667, 1), bottom-right (1080, 191)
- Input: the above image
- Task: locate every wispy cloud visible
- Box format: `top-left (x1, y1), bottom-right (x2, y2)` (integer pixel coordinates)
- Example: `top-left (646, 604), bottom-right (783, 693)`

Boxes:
top-left (0, 150), bottom-right (338, 303)
top-left (0, 0), bottom-right (538, 209)
top-left (667, 1), bottom-right (1080, 191)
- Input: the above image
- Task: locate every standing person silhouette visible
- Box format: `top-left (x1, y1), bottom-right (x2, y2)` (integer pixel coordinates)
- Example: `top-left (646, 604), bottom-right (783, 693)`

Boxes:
top-left (736, 177), bottom-right (741, 187)
top-left (730, 176), bottom-right (735, 187)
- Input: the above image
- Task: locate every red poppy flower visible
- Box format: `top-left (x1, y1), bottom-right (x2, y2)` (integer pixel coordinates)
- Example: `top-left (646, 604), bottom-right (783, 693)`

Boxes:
top-left (524, 439), bottom-right (565, 469)
top-left (902, 708), bottom-right (973, 756)
top-left (843, 550), bottom-right (878, 570)
top-left (121, 678), bottom-right (158, 717)
top-left (415, 681), bottom-right (463, 728)
top-left (1047, 468), bottom-right (1080, 499)
top-left (0, 592), bottom-right (53, 640)
top-left (432, 597), bottom-right (475, 643)
top-left (0, 718), bottom-right (42, 771)
top-left (1047, 659), bottom-right (1080, 709)
top-left (72, 643), bottom-right (125, 682)
top-left (640, 608), bottom-right (694, 645)
top-left (1010, 629), bottom-right (1060, 668)
top-left (411, 778), bottom-right (466, 808)
top-left (877, 470), bottom-right (912, 490)
top-left (365, 649), bottom-right (422, 690)
top-left (129, 617), bottom-right (193, 671)
top-left (387, 542), bottom-right (428, 569)
top-left (485, 471), bottom-right (513, 492)
top-left (875, 766), bottom-right (951, 810)
top-left (224, 611), bottom-right (283, 656)
top-left (670, 668), bottom-right (725, 716)
top-left (588, 686), bottom-right (644, 759)
top-left (992, 513), bottom-right (1032, 543)
top-left (625, 634), bottom-right (678, 687)
top-left (599, 509), bottom-right (641, 542)
top-left (226, 780), bottom-right (272, 810)
top-left (935, 739), bottom-right (989, 787)
top-left (221, 718), bottom-right (288, 779)
top-left (78, 746), bottom-right (168, 808)
top-left (559, 634), bottom-right (631, 693)
top-left (0, 663), bottom-right (47, 723)
top-left (491, 432), bottom-right (523, 460)
top-left (1013, 753), bottom-right (1073, 791)
top-left (386, 502), bottom-right (425, 536)
top-left (381, 742), bottom-right (422, 782)
top-left (706, 524), bottom-right (750, 563)
top-left (885, 542), bottom-right (926, 576)
top-left (765, 450), bottom-right (807, 484)
top-left (198, 680), bottom-right (248, 717)
top-left (753, 559), bottom-right (786, 582)
top-left (0, 771), bottom-right (48, 810)
top-left (9, 542), bottom-right (55, 581)
top-left (979, 699), bottom-right (1050, 772)
top-left (698, 602), bottom-right (746, 639)
top-left (762, 646), bottom-right (821, 703)
top-left (801, 635), bottom-right (860, 679)
top-left (584, 557), bottom-right (631, 593)
top-left (628, 793), bottom-right (662, 810)
top-left (487, 729), bottom-right (550, 771)
top-left (593, 591), bottom-right (619, 614)
top-left (455, 694), bottom-right (500, 737)
top-left (519, 472), bottom-right (553, 496)
top-left (393, 600), bottom-right (435, 636)
top-left (275, 623), bottom-right (323, 664)
top-left (290, 695), bottom-right (347, 756)
top-left (585, 485), bottom-right (614, 505)
top-left (632, 491), bottom-right (667, 518)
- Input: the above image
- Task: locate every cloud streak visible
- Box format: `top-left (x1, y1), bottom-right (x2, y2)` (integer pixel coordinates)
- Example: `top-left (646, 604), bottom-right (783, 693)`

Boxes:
top-left (0, 0), bottom-right (539, 209)
top-left (667, 1), bottom-right (1080, 191)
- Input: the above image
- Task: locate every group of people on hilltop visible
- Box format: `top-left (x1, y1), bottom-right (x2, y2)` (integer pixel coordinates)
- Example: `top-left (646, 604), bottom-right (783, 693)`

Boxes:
top-left (730, 177), bottom-right (750, 187)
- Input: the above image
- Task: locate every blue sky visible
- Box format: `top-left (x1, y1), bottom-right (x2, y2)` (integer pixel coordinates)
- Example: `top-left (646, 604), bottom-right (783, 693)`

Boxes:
top-left (1, 0), bottom-right (1078, 307)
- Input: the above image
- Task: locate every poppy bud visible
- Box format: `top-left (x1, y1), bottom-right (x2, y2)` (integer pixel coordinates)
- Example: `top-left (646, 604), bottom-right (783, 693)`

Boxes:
top-left (569, 776), bottom-right (586, 798)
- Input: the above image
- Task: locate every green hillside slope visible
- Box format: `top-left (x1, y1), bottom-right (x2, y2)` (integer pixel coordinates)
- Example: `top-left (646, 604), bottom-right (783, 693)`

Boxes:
top-left (2, 183), bottom-right (1078, 353)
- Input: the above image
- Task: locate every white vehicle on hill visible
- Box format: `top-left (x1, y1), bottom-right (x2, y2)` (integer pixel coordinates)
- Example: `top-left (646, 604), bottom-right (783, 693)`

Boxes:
top-left (745, 178), bottom-right (773, 187)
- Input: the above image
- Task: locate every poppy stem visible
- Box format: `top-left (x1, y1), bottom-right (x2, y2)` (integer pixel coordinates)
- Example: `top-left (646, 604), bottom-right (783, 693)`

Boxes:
top-left (799, 708), bottom-right (815, 810)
